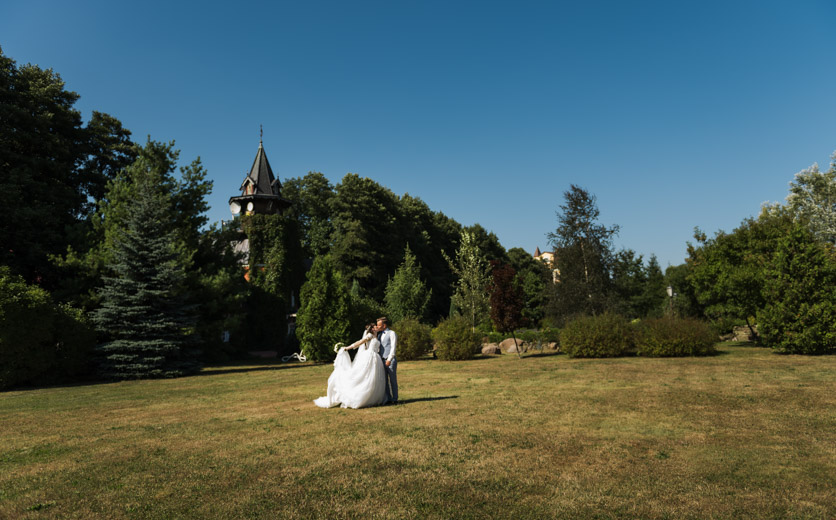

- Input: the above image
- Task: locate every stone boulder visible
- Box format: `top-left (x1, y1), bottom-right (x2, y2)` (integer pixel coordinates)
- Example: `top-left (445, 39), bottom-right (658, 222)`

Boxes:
top-left (481, 343), bottom-right (502, 355)
top-left (732, 325), bottom-right (758, 342)
top-left (500, 338), bottom-right (528, 353)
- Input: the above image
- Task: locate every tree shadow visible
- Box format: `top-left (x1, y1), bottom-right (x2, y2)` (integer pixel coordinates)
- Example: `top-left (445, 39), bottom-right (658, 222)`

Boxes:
top-left (196, 362), bottom-right (317, 377)
top-left (518, 350), bottom-right (563, 358)
top-left (394, 395), bottom-right (458, 405)
top-left (2, 361), bottom-right (320, 393)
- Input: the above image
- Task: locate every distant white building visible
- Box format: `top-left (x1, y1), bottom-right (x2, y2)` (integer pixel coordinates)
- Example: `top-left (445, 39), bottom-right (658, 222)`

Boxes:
top-left (533, 246), bottom-right (560, 283)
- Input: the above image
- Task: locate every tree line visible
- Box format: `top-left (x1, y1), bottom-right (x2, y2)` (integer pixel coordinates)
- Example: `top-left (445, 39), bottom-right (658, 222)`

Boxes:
top-left (2, 46), bottom-right (833, 388)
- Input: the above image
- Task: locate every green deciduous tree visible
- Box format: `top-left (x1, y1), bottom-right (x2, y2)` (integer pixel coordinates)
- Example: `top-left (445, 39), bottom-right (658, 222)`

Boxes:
top-left (189, 224), bottom-right (249, 361)
top-left (663, 262), bottom-right (704, 318)
top-left (296, 255), bottom-right (351, 362)
top-left (489, 262), bottom-right (525, 358)
top-left (0, 267), bottom-right (95, 389)
top-left (329, 174), bottom-right (402, 300)
top-left (92, 176), bottom-right (200, 380)
top-left (688, 210), bottom-right (792, 337)
top-left (465, 223), bottom-right (508, 264)
top-left (77, 111), bottom-right (138, 218)
top-left (0, 49), bottom-right (84, 284)
top-left (385, 245), bottom-right (432, 323)
top-left (758, 221), bottom-right (836, 354)
top-left (786, 157), bottom-right (836, 245)
top-left (0, 48), bottom-right (138, 287)
top-left (282, 171), bottom-right (335, 258)
top-left (446, 230), bottom-right (491, 331)
top-left (242, 214), bottom-right (305, 352)
top-left (507, 247), bottom-right (550, 327)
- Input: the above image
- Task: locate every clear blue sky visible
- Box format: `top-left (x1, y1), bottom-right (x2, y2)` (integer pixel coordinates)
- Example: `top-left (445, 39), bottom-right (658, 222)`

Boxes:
top-left (4, 1), bottom-right (836, 267)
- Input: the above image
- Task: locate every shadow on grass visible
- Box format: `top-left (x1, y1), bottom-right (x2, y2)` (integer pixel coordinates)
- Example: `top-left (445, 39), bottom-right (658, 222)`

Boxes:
top-left (519, 350), bottom-right (563, 358)
top-left (197, 362), bottom-right (316, 377)
top-left (396, 395), bottom-right (458, 405)
top-left (3, 360), bottom-right (319, 393)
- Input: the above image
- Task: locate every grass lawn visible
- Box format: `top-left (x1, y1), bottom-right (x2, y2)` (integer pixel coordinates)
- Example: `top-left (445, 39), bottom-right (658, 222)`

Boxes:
top-left (1, 343), bottom-right (834, 519)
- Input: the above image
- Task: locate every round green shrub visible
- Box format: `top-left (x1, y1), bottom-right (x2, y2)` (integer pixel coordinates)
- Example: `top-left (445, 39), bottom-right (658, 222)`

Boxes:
top-left (519, 329), bottom-right (538, 343)
top-left (539, 327), bottom-right (561, 343)
top-left (560, 313), bottom-right (633, 358)
top-left (0, 268), bottom-right (95, 389)
top-left (757, 223), bottom-right (836, 355)
top-left (393, 318), bottom-right (432, 361)
top-left (634, 317), bottom-right (716, 357)
top-left (432, 315), bottom-right (481, 361)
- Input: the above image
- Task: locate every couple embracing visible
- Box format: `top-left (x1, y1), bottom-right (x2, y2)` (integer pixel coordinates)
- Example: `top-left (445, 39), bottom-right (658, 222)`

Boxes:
top-left (314, 317), bottom-right (398, 409)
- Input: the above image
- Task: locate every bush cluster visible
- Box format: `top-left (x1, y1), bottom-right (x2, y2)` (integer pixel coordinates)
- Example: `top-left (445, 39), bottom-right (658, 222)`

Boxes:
top-left (432, 315), bottom-right (481, 361)
top-left (0, 269), bottom-right (95, 389)
top-left (560, 313), bottom-right (633, 358)
top-left (393, 318), bottom-right (432, 360)
top-left (634, 317), bottom-right (716, 357)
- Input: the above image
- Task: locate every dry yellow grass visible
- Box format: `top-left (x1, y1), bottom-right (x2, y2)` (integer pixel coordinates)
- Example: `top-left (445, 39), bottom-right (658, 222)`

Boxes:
top-left (1, 344), bottom-right (834, 519)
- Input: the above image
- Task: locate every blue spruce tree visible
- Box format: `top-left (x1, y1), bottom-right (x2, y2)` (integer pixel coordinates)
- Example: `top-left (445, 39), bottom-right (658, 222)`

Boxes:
top-left (93, 176), bottom-right (200, 379)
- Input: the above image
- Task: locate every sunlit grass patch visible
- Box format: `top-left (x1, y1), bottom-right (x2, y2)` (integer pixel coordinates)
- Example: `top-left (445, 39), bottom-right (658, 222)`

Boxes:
top-left (0, 345), bottom-right (834, 519)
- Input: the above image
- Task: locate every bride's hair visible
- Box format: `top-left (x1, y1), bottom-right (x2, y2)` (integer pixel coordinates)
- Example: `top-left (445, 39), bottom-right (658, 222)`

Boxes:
top-left (365, 323), bottom-right (376, 334)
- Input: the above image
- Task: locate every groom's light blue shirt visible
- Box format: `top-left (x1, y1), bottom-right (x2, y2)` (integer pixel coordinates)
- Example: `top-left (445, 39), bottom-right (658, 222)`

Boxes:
top-left (379, 329), bottom-right (397, 363)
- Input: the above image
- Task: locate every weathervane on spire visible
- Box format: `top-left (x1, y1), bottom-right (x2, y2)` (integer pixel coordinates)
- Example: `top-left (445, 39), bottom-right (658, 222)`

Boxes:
top-left (259, 124), bottom-right (263, 144)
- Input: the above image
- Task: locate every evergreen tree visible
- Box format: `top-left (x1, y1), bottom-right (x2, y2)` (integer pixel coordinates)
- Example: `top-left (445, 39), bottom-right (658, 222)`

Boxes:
top-left (296, 255), bottom-right (351, 362)
top-left (347, 278), bottom-right (386, 340)
top-left (92, 177), bottom-right (200, 379)
top-left (53, 139), bottom-right (210, 312)
top-left (640, 255), bottom-right (667, 317)
top-left (446, 230), bottom-right (491, 331)
top-left (546, 185), bottom-right (619, 321)
top-left (610, 249), bottom-right (647, 318)
top-left (385, 244), bottom-right (432, 323)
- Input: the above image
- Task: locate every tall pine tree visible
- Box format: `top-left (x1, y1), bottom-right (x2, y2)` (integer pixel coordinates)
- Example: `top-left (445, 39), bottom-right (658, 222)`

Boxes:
top-left (384, 244), bottom-right (432, 323)
top-left (92, 176), bottom-right (200, 379)
top-left (296, 255), bottom-right (351, 362)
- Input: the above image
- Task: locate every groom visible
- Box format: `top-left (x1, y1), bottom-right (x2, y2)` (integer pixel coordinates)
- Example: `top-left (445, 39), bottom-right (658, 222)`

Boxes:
top-left (376, 317), bottom-right (398, 405)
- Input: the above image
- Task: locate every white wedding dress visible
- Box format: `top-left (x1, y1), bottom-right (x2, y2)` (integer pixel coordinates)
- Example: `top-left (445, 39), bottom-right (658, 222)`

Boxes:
top-left (314, 332), bottom-right (387, 409)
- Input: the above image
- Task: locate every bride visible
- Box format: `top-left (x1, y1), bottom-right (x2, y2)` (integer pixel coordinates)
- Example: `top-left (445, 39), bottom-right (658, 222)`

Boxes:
top-left (314, 323), bottom-right (387, 409)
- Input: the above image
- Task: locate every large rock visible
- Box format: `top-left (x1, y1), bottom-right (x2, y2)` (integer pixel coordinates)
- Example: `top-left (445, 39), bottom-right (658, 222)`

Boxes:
top-left (500, 338), bottom-right (527, 353)
top-left (732, 325), bottom-right (758, 342)
top-left (481, 343), bottom-right (502, 355)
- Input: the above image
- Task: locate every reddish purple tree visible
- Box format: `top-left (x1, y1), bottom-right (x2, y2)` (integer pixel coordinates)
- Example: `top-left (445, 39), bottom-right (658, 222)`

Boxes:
top-left (489, 262), bottom-right (525, 358)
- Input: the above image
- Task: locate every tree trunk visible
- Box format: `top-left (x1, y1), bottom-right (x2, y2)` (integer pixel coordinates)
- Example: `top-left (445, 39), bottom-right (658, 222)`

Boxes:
top-left (512, 330), bottom-right (522, 359)
top-left (745, 316), bottom-right (758, 342)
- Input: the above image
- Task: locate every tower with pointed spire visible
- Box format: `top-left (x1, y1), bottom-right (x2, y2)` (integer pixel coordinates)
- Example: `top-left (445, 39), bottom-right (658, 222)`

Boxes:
top-left (228, 131), bottom-right (292, 216)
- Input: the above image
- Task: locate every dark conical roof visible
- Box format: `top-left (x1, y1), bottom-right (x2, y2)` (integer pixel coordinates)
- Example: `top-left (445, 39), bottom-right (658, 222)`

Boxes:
top-left (240, 141), bottom-right (279, 196)
top-left (534, 246), bottom-right (541, 257)
top-left (230, 139), bottom-right (292, 216)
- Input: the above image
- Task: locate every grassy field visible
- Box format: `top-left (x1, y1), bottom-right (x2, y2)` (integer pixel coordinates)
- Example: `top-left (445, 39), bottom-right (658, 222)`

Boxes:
top-left (1, 344), bottom-right (834, 519)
